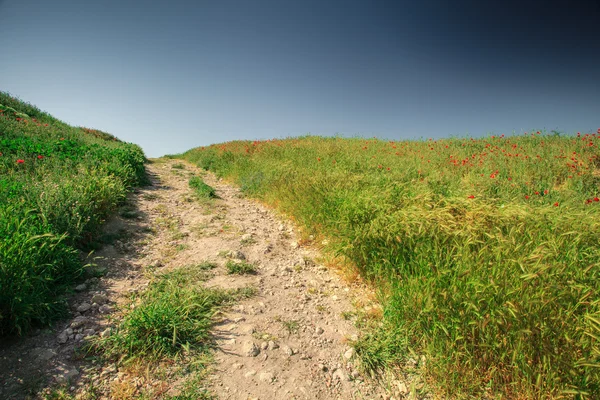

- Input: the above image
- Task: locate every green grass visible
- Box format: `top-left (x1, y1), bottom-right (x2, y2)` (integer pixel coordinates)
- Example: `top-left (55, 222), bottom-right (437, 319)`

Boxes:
top-left (92, 265), bottom-right (254, 362)
top-left (225, 260), bottom-right (256, 275)
top-left (188, 176), bottom-right (216, 199)
top-left (0, 92), bottom-right (147, 336)
top-left (177, 132), bottom-right (600, 398)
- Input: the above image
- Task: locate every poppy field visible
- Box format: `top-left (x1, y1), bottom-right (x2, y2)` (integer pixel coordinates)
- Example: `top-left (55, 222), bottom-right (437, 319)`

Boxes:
top-left (0, 92), bottom-right (146, 336)
top-left (178, 132), bottom-right (600, 398)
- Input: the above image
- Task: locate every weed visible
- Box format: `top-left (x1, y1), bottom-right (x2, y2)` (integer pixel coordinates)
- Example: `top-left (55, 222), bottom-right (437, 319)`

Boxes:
top-left (91, 267), bottom-right (244, 362)
top-left (189, 176), bottom-right (216, 199)
top-left (172, 163), bottom-right (185, 170)
top-left (196, 261), bottom-right (218, 270)
top-left (225, 260), bottom-right (256, 275)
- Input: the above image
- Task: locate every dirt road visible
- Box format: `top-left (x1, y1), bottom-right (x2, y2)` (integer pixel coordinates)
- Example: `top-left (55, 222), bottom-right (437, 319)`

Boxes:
top-left (0, 159), bottom-right (401, 399)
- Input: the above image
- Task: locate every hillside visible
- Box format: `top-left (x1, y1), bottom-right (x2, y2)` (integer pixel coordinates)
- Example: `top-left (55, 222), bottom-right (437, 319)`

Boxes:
top-left (0, 92), bottom-right (146, 336)
top-left (177, 133), bottom-right (600, 398)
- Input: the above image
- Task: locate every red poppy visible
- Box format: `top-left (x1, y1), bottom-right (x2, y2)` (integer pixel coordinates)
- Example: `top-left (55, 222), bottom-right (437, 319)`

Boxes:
top-left (535, 191), bottom-right (540, 195)
top-left (544, 190), bottom-right (549, 195)
top-left (467, 195), bottom-right (475, 199)
top-left (37, 155), bottom-right (44, 159)
top-left (16, 159), bottom-right (24, 164)
top-left (525, 195), bottom-right (530, 200)
top-left (595, 197), bottom-right (600, 202)
top-left (553, 202), bottom-right (559, 207)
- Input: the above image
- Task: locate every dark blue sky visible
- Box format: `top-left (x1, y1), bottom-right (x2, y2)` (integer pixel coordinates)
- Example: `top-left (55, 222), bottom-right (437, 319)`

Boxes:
top-left (1, 0), bottom-right (598, 157)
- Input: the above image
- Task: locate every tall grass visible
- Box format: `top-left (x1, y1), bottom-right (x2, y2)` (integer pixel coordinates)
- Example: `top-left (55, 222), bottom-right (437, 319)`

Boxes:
top-left (0, 91), bottom-right (146, 335)
top-left (177, 132), bottom-right (600, 398)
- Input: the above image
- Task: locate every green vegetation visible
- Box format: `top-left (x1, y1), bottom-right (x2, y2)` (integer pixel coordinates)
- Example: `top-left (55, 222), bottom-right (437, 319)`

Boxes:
top-left (188, 176), bottom-right (216, 199)
top-left (225, 260), bottom-right (256, 275)
top-left (178, 132), bottom-right (600, 398)
top-left (0, 92), bottom-right (146, 336)
top-left (92, 265), bottom-right (254, 362)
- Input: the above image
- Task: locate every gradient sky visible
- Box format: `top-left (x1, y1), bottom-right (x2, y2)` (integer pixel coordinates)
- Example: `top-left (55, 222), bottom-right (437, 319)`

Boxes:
top-left (0, 0), bottom-right (598, 157)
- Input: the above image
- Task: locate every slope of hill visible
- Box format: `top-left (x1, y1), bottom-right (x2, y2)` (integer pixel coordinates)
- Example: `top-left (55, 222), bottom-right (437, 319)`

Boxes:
top-left (0, 92), bottom-right (146, 336)
top-left (177, 133), bottom-right (600, 398)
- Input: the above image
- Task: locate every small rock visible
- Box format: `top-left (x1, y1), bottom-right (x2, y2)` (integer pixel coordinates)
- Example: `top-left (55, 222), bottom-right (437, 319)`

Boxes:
top-left (259, 372), bottom-right (275, 383)
top-left (76, 303), bottom-right (91, 313)
top-left (343, 348), bottom-right (355, 360)
top-left (317, 363), bottom-right (327, 372)
top-left (99, 304), bottom-right (114, 314)
top-left (244, 370), bottom-right (257, 378)
top-left (290, 242), bottom-right (299, 249)
top-left (57, 331), bottom-right (69, 344)
top-left (75, 333), bottom-right (84, 341)
top-left (242, 341), bottom-right (260, 357)
top-left (332, 369), bottom-right (349, 381)
top-left (282, 345), bottom-right (294, 356)
top-left (267, 340), bottom-right (279, 350)
top-left (260, 342), bottom-right (268, 350)
top-left (315, 327), bottom-right (324, 335)
top-left (91, 294), bottom-right (108, 305)
top-left (70, 316), bottom-right (88, 328)
top-left (74, 284), bottom-right (87, 292)
top-left (83, 328), bottom-right (95, 337)
top-left (231, 363), bottom-right (244, 370)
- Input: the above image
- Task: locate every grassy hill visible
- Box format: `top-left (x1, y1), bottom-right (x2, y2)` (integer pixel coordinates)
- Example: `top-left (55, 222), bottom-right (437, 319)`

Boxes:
top-left (0, 92), bottom-right (146, 336)
top-left (177, 133), bottom-right (600, 398)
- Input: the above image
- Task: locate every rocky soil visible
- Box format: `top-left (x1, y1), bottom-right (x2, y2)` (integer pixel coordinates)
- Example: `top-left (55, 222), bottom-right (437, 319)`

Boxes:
top-left (0, 159), bottom-right (426, 400)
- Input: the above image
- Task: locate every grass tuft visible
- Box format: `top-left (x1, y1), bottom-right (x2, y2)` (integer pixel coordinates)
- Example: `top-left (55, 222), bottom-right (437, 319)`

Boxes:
top-left (225, 260), bottom-right (256, 275)
top-left (188, 176), bottom-right (217, 199)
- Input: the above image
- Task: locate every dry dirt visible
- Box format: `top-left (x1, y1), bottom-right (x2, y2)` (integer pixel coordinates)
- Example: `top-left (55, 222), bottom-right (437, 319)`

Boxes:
top-left (0, 159), bottom-right (423, 400)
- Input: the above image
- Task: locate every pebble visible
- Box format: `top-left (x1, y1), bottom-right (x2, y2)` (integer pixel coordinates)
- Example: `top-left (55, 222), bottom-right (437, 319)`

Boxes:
top-left (242, 341), bottom-right (260, 357)
top-left (282, 345), bottom-right (294, 356)
top-left (267, 340), bottom-right (279, 350)
top-left (76, 303), bottom-right (91, 312)
top-left (57, 331), bottom-right (69, 344)
top-left (91, 294), bottom-right (108, 304)
top-left (332, 369), bottom-right (349, 381)
top-left (344, 348), bottom-right (355, 360)
top-left (259, 372), bottom-right (275, 383)
top-left (70, 316), bottom-right (88, 329)
top-left (74, 284), bottom-right (87, 292)
top-left (315, 327), bottom-right (324, 334)
top-left (99, 304), bottom-right (114, 314)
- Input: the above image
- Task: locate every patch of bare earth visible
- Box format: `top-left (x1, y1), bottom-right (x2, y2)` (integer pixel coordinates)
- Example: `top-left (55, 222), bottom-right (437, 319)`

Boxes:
top-left (0, 159), bottom-right (420, 400)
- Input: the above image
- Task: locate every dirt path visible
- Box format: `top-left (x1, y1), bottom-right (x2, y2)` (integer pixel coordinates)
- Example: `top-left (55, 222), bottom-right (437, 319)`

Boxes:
top-left (0, 159), bottom-right (400, 400)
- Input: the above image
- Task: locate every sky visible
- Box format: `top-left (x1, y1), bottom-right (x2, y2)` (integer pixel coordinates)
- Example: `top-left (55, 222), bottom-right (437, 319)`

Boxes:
top-left (0, 0), bottom-right (599, 157)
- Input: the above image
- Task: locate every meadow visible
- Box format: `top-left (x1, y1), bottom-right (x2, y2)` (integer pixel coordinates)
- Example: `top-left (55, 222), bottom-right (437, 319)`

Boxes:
top-left (0, 92), bottom-right (146, 336)
top-left (178, 132), bottom-right (600, 398)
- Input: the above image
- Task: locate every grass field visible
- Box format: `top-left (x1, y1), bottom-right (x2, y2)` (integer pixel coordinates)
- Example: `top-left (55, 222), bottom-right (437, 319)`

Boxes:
top-left (0, 92), bottom-right (146, 336)
top-left (177, 132), bottom-right (600, 398)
